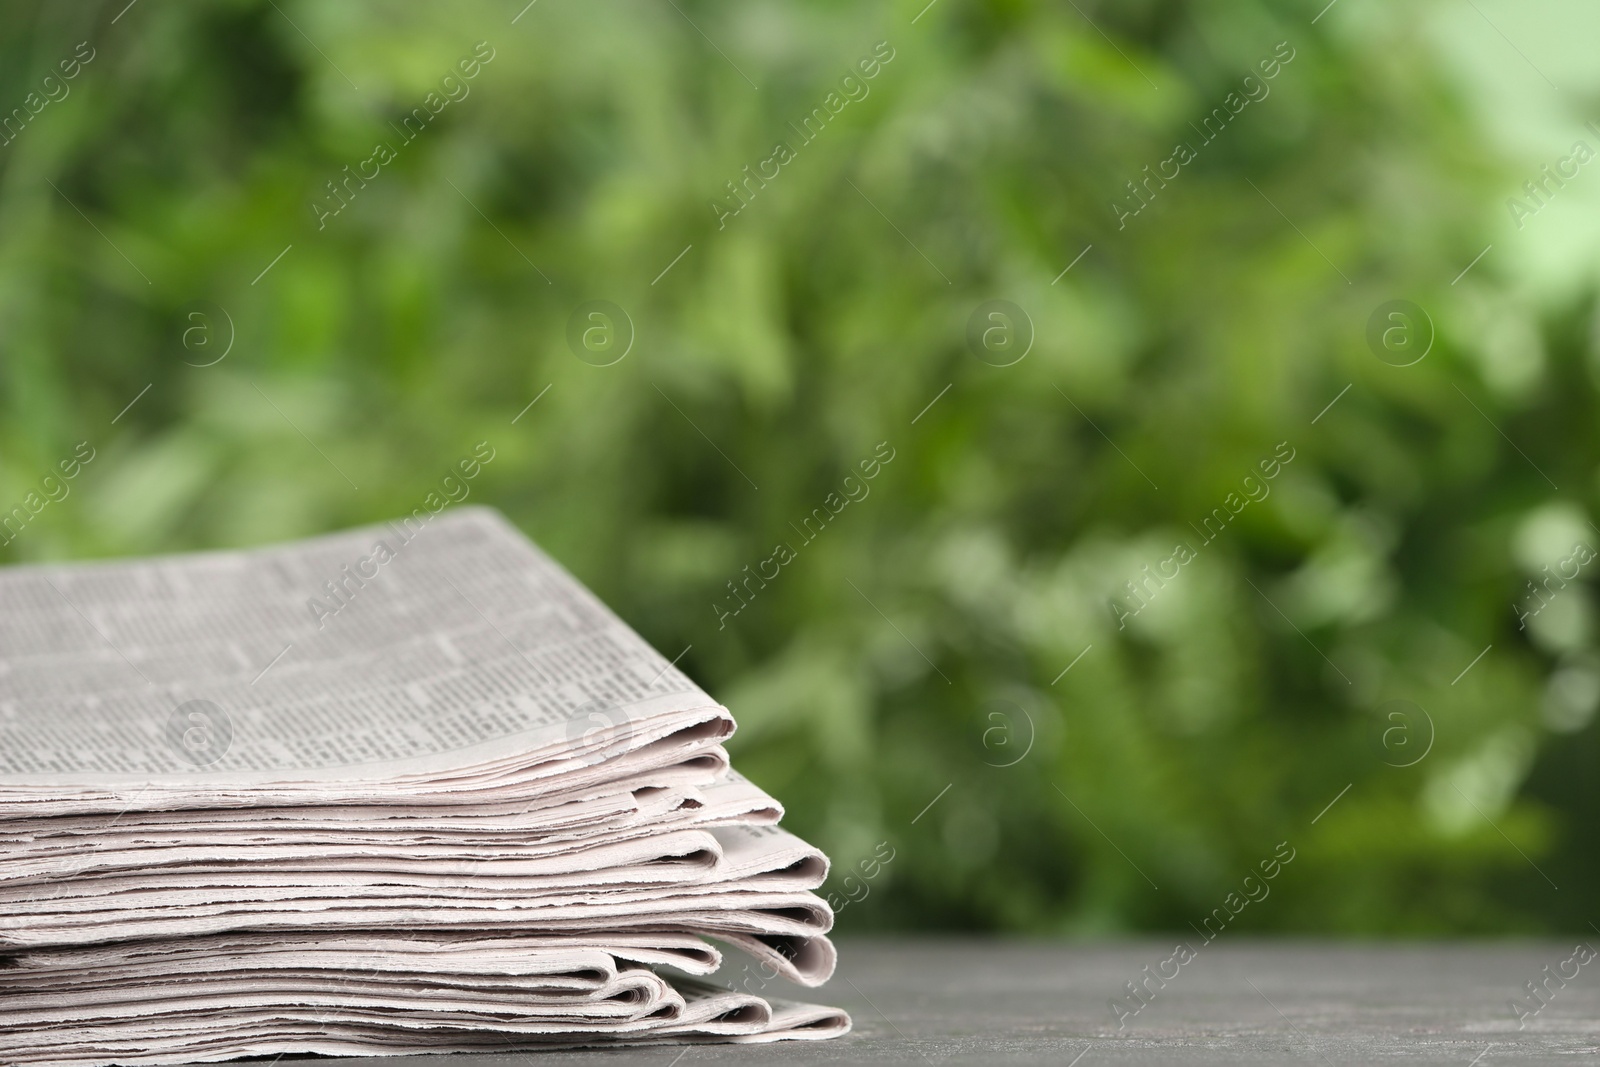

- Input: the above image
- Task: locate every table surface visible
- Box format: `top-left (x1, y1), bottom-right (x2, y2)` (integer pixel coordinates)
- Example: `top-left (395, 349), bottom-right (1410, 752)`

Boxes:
top-left (273, 938), bottom-right (1600, 1066)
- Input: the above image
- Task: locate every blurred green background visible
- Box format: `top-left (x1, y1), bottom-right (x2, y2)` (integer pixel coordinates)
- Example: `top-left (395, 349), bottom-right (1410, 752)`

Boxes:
top-left (3, 0), bottom-right (1600, 936)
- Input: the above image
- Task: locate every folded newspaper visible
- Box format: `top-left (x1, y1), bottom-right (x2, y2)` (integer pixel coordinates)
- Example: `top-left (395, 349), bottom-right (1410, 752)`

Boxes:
top-left (0, 507), bottom-right (848, 1065)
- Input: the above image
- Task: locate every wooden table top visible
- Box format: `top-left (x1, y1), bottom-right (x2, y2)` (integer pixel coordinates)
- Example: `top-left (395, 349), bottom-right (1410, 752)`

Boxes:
top-left (272, 937), bottom-right (1600, 1065)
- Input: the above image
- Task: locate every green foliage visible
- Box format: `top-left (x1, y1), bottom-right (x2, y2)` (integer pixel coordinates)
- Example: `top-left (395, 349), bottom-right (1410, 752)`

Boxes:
top-left (1, 0), bottom-right (1594, 934)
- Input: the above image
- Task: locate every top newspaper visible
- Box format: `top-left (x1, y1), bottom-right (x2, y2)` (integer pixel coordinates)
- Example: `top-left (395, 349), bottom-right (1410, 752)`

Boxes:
top-left (0, 506), bottom-right (723, 799)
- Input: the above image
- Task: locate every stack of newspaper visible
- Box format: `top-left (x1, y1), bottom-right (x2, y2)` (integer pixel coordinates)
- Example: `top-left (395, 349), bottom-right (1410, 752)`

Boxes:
top-left (0, 507), bottom-right (848, 1065)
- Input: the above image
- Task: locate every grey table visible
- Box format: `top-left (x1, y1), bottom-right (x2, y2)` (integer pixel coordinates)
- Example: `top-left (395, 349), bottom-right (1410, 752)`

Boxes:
top-left (275, 939), bottom-right (1600, 1066)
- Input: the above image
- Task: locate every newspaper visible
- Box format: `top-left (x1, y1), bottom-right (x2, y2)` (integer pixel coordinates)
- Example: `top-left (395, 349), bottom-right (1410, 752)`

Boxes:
top-left (0, 508), bottom-right (848, 1064)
